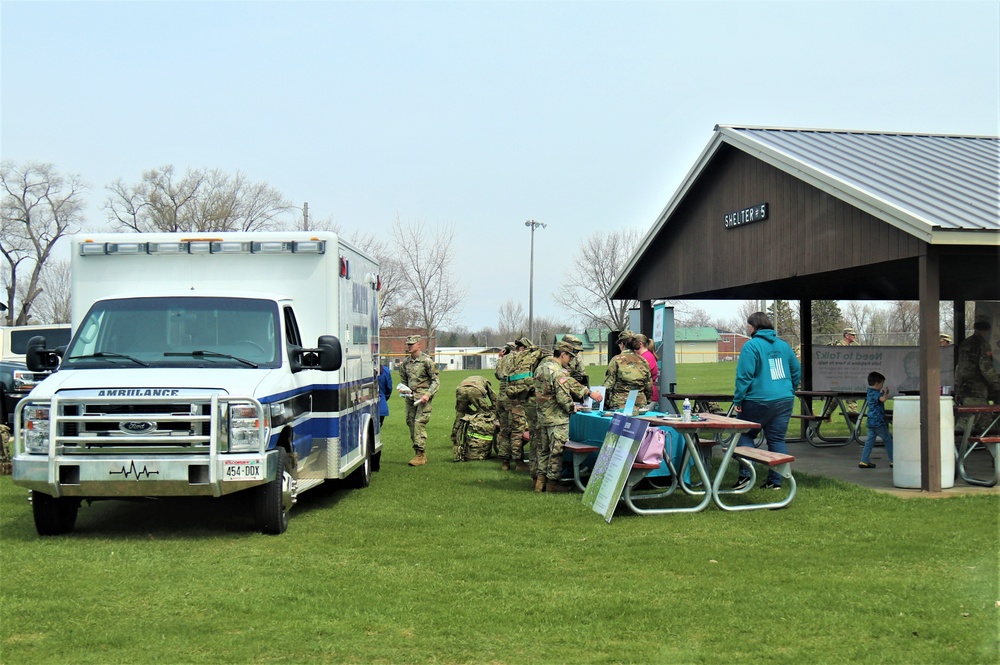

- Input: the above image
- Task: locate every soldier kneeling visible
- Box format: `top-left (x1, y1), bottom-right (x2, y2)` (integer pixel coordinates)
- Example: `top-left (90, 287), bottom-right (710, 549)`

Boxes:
top-left (451, 376), bottom-right (499, 462)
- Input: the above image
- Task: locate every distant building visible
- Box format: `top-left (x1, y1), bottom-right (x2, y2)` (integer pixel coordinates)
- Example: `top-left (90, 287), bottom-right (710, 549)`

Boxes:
top-left (550, 328), bottom-right (613, 366)
top-left (717, 330), bottom-right (750, 362)
top-left (381, 327), bottom-right (436, 366)
top-left (675, 326), bottom-right (721, 364)
top-left (434, 347), bottom-right (501, 371)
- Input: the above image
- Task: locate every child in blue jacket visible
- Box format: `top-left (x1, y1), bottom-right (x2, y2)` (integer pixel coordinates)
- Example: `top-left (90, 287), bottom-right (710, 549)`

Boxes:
top-left (860, 371), bottom-right (893, 468)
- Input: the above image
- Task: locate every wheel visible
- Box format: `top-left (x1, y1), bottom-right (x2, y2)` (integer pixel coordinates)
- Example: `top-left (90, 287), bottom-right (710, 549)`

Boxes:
top-left (345, 437), bottom-right (372, 489)
top-left (31, 491), bottom-right (81, 535)
top-left (371, 448), bottom-right (382, 473)
top-left (255, 448), bottom-right (292, 535)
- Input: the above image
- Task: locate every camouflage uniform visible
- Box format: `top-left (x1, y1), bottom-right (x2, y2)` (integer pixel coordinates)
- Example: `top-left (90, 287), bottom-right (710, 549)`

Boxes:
top-left (494, 345), bottom-right (516, 463)
top-left (399, 343), bottom-right (440, 456)
top-left (508, 338), bottom-right (549, 472)
top-left (562, 334), bottom-right (591, 401)
top-left (825, 329), bottom-right (861, 416)
top-left (533, 352), bottom-right (577, 482)
top-left (955, 327), bottom-right (1000, 433)
top-left (451, 376), bottom-right (498, 461)
top-left (0, 424), bottom-right (11, 475)
top-left (603, 332), bottom-right (652, 411)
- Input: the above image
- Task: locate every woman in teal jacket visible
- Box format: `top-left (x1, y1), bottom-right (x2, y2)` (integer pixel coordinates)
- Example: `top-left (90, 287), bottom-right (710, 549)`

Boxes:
top-left (732, 312), bottom-right (801, 490)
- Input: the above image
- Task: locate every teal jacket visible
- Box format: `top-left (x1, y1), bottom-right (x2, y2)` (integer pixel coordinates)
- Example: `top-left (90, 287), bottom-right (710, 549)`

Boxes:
top-left (733, 329), bottom-right (801, 406)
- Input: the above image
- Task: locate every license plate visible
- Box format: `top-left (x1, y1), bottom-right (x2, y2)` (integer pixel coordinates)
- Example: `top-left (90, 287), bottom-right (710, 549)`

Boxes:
top-left (223, 459), bottom-right (262, 481)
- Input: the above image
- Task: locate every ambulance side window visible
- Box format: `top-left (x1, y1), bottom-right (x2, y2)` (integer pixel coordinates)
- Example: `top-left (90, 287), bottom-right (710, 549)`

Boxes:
top-left (283, 307), bottom-right (302, 347)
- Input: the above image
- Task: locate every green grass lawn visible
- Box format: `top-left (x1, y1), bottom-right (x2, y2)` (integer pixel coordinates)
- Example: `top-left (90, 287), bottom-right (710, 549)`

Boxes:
top-left (1, 365), bottom-right (996, 664)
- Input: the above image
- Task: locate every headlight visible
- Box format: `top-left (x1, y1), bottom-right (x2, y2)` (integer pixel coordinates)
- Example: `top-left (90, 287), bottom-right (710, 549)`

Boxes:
top-left (23, 404), bottom-right (51, 454)
top-left (228, 403), bottom-right (263, 452)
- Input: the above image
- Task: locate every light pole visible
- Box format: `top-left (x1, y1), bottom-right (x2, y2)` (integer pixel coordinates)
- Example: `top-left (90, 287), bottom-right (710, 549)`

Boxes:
top-left (525, 219), bottom-right (547, 341)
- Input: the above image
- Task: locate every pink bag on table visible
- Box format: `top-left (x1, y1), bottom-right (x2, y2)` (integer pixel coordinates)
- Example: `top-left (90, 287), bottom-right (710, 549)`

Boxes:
top-left (636, 427), bottom-right (666, 465)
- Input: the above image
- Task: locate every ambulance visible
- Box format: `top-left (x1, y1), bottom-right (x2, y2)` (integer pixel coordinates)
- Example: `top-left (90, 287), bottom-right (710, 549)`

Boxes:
top-left (13, 231), bottom-right (382, 535)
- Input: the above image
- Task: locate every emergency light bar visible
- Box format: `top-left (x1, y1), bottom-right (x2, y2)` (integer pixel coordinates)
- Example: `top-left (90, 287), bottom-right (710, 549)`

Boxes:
top-left (79, 240), bottom-right (327, 256)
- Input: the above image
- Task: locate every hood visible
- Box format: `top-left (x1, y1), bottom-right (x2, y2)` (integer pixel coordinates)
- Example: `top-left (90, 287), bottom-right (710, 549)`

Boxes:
top-left (754, 329), bottom-right (779, 344)
top-left (27, 367), bottom-right (274, 399)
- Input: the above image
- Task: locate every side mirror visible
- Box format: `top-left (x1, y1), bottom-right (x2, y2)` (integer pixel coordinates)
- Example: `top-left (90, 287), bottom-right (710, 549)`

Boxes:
top-left (317, 335), bottom-right (342, 372)
top-left (26, 335), bottom-right (61, 371)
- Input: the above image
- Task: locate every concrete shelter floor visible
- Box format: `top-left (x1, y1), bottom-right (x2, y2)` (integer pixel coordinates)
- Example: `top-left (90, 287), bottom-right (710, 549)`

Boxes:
top-left (779, 435), bottom-right (1000, 498)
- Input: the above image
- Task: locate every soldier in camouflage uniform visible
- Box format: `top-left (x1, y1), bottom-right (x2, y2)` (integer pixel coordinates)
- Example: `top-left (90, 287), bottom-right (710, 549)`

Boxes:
top-left (562, 334), bottom-right (590, 394)
top-left (494, 343), bottom-right (517, 470)
top-left (956, 320), bottom-right (1000, 433)
top-left (532, 341), bottom-right (581, 493)
top-left (823, 327), bottom-right (862, 417)
top-left (603, 330), bottom-right (652, 411)
top-left (451, 375), bottom-right (498, 462)
top-left (508, 337), bottom-right (549, 475)
top-left (399, 335), bottom-right (440, 466)
top-left (0, 424), bottom-right (11, 475)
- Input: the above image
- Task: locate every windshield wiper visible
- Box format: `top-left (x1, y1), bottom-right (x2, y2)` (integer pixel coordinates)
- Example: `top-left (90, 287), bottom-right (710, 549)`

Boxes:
top-left (68, 352), bottom-right (150, 367)
top-left (164, 350), bottom-right (258, 368)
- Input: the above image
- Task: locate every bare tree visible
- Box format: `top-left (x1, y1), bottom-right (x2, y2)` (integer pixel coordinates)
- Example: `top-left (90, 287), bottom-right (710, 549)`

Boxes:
top-left (843, 301), bottom-right (876, 342)
top-left (887, 300), bottom-right (920, 345)
top-left (391, 217), bottom-right (466, 344)
top-left (106, 165), bottom-right (292, 232)
top-left (676, 306), bottom-right (712, 328)
top-left (32, 259), bottom-right (72, 323)
top-left (554, 228), bottom-right (643, 330)
top-left (1, 161), bottom-right (87, 324)
top-left (497, 299), bottom-right (526, 341)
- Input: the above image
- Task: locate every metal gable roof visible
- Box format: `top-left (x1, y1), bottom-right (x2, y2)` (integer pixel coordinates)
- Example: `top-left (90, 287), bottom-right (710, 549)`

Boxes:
top-left (717, 126), bottom-right (1000, 239)
top-left (612, 125), bottom-right (1000, 298)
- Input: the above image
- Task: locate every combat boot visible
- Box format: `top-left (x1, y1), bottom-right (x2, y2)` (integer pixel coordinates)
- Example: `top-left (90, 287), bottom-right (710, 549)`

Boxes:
top-left (500, 459), bottom-right (510, 471)
top-left (545, 478), bottom-right (571, 493)
top-left (515, 461), bottom-right (529, 472)
top-left (534, 475), bottom-right (546, 492)
top-left (408, 451), bottom-right (427, 467)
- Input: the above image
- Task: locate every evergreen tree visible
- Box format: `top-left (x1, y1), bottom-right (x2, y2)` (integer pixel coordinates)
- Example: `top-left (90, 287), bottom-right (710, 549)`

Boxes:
top-left (812, 300), bottom-right (842, 339)
top-left (768, 300), bottom-right (800, 348)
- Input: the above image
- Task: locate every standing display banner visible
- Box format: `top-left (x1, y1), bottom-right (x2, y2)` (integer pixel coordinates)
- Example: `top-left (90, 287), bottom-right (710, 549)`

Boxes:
top-left (811, 346), bottom-right (955, 395)
top-left (581, 414), bottom-right (649, 522)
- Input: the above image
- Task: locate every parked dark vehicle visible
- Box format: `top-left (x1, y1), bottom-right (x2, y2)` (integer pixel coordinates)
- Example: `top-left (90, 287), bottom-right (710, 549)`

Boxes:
top-left (0, 360), bottom-right (46, 428)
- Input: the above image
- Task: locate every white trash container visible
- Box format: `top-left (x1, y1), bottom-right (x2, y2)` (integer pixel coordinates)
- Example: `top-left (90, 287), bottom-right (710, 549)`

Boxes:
top-left (892, 396), bottom-right (955, 489)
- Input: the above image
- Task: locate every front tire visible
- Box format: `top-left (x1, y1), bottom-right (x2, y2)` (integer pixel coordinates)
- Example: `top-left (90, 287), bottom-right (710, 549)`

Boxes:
top-left (31, 491), bottom-right (81, 536)
top-left (255, 448), bottom-right (292, 535)
top-left (345, 437), bottom-right (372, 489)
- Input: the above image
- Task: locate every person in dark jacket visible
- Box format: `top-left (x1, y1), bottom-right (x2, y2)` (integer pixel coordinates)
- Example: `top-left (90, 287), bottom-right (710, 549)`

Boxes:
top-left (377, 361), bottom-right (392, 426)
top-left (732, 312), bottom-right (801, 490)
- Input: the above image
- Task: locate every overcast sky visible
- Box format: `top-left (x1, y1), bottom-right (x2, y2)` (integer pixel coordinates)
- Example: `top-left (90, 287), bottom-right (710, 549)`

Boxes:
top-left (2, 1), bottom-right (998, 331)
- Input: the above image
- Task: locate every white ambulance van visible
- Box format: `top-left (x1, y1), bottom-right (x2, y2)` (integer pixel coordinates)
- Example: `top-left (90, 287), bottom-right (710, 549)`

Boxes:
top-left (13, 231), bottom-right (382, 535)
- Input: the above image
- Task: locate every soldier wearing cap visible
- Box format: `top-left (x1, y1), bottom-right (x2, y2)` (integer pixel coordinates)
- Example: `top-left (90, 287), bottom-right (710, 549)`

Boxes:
top-left (494, 342), bottom-right (517, 470)
top-left (956, 320), bottom-right (1000, 433)
top-left (505, 336), bottom-right (549, 474)
top-left (561, 334), bottom-right (590, 394)
top-left (532, 340), bottom-right (601, 492)
top-left (603, 330), bottom-right (652, 411)
top-left (399, 334), bottom-right (440, 466)
top-left (837, 328), bottom-right (860, 347)
top-left (829, 327), bottom-right (861, 414)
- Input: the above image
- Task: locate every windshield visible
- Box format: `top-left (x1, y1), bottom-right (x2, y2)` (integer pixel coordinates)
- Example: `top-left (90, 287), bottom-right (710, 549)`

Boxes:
top-left (63, 297), bottom-right (281, 369)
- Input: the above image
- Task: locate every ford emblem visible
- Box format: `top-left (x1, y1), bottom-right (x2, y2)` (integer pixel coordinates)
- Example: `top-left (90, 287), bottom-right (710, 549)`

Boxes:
top-left (119, 421), bottom-right (157, 435)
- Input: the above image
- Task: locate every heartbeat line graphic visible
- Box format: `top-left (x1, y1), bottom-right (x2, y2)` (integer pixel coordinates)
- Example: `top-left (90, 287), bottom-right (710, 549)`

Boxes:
top-left (109, 462), bottom-right (160, 480)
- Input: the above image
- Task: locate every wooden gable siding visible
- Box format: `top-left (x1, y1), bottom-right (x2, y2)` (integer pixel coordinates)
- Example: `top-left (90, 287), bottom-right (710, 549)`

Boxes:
top-left (634, 145), bottom-right (923, 301)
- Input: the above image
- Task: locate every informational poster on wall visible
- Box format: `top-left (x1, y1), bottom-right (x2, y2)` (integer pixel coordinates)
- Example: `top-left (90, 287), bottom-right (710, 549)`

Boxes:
top-left (581, 414), bottom-right (648, 522)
